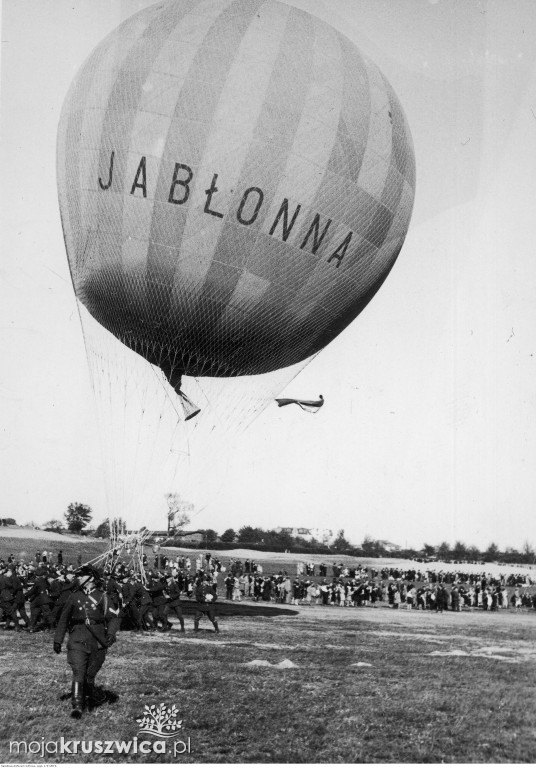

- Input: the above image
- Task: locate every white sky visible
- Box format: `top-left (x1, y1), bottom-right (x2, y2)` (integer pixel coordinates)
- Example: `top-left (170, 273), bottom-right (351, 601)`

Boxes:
top-left (1, 0), bottom-right (535, 550)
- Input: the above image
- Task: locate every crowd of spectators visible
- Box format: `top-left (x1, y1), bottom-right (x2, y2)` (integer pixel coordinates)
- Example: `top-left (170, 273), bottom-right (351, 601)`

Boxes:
top-left (220, 560), bottom-right (536, 611)
top-left (1, 549), bottom-right (535, 636)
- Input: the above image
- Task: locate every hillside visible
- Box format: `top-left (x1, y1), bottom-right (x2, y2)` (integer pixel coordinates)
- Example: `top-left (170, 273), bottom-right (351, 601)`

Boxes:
top-left (0, 527), bottom-right (106, 563)
top-left (1, 528), bottom-right (535, 578)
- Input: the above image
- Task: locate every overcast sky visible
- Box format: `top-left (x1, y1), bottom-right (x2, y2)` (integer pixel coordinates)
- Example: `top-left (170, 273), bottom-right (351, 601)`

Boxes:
top-left (1, 0), bottom-right (535, 550)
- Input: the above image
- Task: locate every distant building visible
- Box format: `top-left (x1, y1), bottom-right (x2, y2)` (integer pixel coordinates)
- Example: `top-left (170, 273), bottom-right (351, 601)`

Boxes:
top-left (131, 528), bottom-right (205, 544)
top-left (173, 530), bottom-right (205, 544)
top-left (275, 527), bottom-right (334, 544)
top-left (378, 540), bottom-right (402, 553)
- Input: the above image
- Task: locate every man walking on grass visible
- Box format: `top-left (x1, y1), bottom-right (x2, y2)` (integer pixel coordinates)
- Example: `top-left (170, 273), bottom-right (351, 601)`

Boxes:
top-left (53, 565), bottom-right (120, 718)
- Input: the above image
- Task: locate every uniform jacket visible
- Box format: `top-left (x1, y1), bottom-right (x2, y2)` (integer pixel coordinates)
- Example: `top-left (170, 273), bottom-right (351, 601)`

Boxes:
top-left (54, 587), bottom-right (120, 651)
top-left (11, 574), bottom-right (25, 604)
top-left (195, 581), bottom-right (217, 604)
top-left (48, 578), bottom-right (62, 603)
top-left (121, 581), bottom-right (143, 608)
top-left (55, 579), bottom-right (77, 608)
top-left (166, 579), bottom-right (182, 607)
top-left (147, 578), bottom-right (168, 607)
top-left (25, 576), bottom-right (52, 606)
top-left (0, 573), bottom-right (15, 602)
top-left (140, 585), bottom-right (153, 607)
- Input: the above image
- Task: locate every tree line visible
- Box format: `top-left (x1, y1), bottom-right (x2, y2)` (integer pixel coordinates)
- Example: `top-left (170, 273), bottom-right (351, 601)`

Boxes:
top-left (168, 527), bottom-right (536, 564)
top-left (38, 505), bottom-right (535, 565)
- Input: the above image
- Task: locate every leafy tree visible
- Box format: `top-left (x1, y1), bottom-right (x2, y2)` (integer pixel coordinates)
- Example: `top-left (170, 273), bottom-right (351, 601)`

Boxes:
top-left (483, 542), bottom-right (500, 562)
top-left (267, 529), bottom-right (295, 550)
top-left (422, 543), bottom-right (436, 557)
top-left (95, 520), bottom-right (110, 539)
top-left (361, 536), bottom-right (381, 556)
top-left (165, 493), bottom-right (191, 534)
top-left (203, 528), bottom-right (218, 545)
top-left (110, 517), bottom-right (127, 538)
top-left (451, 540), bottom-right (468, 560)
top-left (466, 545), bottom-right (481, 561)
top-left (332, 529), bottom-right (350, 551)
top-left (522, 541), bottom-right (535, 563)
top-left (436, 541), bottom-right (451, 560)
top-left (237, 526), bottom-right (264, 544)
top-left (502, 547), bottom-right (521, 565)
top-left (65, 502), bottom-right (93, 533)
top-left (44, 519), bottom-right (64, 533)
top-left (220, 528), bottom-right (236, 543)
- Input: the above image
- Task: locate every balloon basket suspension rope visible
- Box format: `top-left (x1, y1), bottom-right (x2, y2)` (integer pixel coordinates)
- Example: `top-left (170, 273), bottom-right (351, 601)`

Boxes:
top-left (87, 528), bottom-right (153, 585)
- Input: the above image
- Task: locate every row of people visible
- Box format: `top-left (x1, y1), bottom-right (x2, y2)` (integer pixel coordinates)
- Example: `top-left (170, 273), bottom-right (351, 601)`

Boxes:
top-left (0, 561), bottom-right (219, 633)
top-left (5, 549), bottom-right (534, 588)
top-left (2, 558), bottom-right (535, 628)
top-left (219, 572), bottom-right (536, 611)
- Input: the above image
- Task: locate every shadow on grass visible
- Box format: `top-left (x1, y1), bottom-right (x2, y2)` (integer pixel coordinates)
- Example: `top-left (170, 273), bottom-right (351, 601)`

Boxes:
top-left (87, 689), bottom-right (119, 711)
top-left (181, 601), bottom-right (299, 618)
top-left (58, 688), bottom-right (119, 709)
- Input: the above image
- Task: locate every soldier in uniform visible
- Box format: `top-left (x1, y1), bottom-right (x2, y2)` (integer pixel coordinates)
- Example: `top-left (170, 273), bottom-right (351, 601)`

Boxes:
top-left (119, 574), bottom-right (143, 631)
top-left (26, 568), bottom-right (54, 632)
top-left (11, 567), bottom-right (30, 629)
top-left (147, 573), bottom-right (171, 631)
top-left (53, 566), bottom-right (120, 718)
top-left (165, 574), bottom-right (185, 632)
top-left (0, 566), bottom-right (19, 630)
top-left (50, 570), bottom-right (77, 626)
top-left (139, 579), bottom-right (155, 630)
top-left (194, 574), bottom-right (219, 633)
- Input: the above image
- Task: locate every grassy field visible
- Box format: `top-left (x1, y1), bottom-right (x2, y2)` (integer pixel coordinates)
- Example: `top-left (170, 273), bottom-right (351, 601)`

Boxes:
top-left (1, 600), bottom-right (535, 763)
top-left (2, 532), bottom-right (535, 763)
top-left (0, 534), bottom-right (108, 565)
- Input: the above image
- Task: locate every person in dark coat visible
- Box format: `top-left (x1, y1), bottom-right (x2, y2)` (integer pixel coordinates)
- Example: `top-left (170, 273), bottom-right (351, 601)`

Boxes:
top-left (435, 584), bottom-right (449, 613)
top-left (147, 574), bottom-right (171, 631)
top-left (262, 577), bottom-right (273, 602)
top-left (165, 575), bottom-right (185, 632)
top-left (25, 569), bottom-right (54, 631)
top-left (224, 573), bottom-right (234, 600)
top-left (119, 575), bottom-right (143, 631)
top-left (139, 581), bottom-right (155, 630)
top-left (53, 566), bottom-right (120, 717)
top-left (0, 567), bottom-right (19, 630)
top-left (194, 575), bottom-right (219, 633)
top-left (104, 572), bottom-right (122, 613)
top-left (11, 569), bottom-right (30, 629)
top-left (50, 571), bottom-right (77, 626)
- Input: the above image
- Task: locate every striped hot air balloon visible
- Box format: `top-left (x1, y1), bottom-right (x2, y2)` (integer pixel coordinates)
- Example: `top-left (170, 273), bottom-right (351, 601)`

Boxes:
top-left (57, 0), bottom-right (415, 395)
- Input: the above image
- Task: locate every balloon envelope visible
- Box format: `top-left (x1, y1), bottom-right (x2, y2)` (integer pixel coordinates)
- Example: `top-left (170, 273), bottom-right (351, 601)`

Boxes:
top-left (58, 0), bottom-right (415, 384)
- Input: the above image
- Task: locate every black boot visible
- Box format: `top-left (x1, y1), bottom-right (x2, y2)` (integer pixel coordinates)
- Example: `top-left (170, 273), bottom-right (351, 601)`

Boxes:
top-left (213, 621), bottom-right (220, 634)
top-left (71, 682), bottom-right (83, 718)
top-left (194, 620), bottom-right (199, 632)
